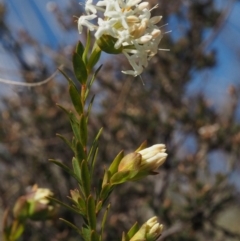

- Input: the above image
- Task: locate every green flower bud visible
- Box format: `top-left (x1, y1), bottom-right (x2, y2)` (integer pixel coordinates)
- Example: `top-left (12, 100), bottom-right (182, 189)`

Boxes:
top-left (130, 217), bottom-right (163, 241)
top-left (118, 152), bottom-right (142, 172)
top-left (97, 34), bottom-right (123, 54)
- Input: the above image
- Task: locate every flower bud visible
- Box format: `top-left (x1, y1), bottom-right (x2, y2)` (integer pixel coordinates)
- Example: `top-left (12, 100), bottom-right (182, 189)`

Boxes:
top-left (137, 144), bottom-right (167, 172)
top-left (130, 216), bottom-right (163, 241)
top-left (118, 152), bottom-right (141, 172)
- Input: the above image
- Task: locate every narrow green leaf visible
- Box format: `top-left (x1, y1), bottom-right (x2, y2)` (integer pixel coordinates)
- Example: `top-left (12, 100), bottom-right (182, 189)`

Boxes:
top-left (78, 196), bottom-right (87, 215)
top-left (135, 140), bottom-right (147, 152)
top-left (76, 41), bottom-right (85, 57)
top-left (127, 222), bottom-right (139, 239)
top-left (108, 150), bottom-right (124, 175)
top-left (121, 232), bottom-right (127, 241)
top-left (86, 95), bottom-right (95, 122)
top-left (10, 220), bottom-right (24, 240)
top-left (88, 44), bottom-right (101, 71)
top-left (49, 159), bottom-right (81, 183)
top-left (59, 218), bottom-right (82, 234)
top-left (83, 30), bottom-right (91, 65)
top-left (90, 147), bottom-right (98, 178)
top-left (110, 171), bottom-right (131, 185)
top-left (58, 68), bottom-right (74, 83)
top-left (48, 197), bottom-right (81, 214)
top-left (102, 169), bottom-right (111, 188)
top-left (57, 105), bottom-right (81, 141)
top-left (73, 52), bottom-right (88, 84)
top-left (72, 157), bottom-right (81, 181)
top-left (100, 204), bottom-right (110, 239)
top-left (85, 65), bottom-right (102, 100)
top-left (75, 140), bottom-right (86, 163)
top-left (69, 111), bottom-right (81, 141)
top-left (82, 227), bottom-right (91, 241)
top-left (87, 128), bottom-right (103, 163)
top-left (99, 183), bottom-right (112, 201)
top-left (96, 200), bottom-right (102, 214)
top-left (69, 82), bottom-right (83, 114)
top-left (91, 230), bottom-right (99, 241)
top-left (81, 160), bottom-right (91, 197)
top-left (56, 103), bottom-right (69, 115)
top-left (80, 114), bottom-right (88, 146)
top-left (56, 133), bottom-right (75, 152)
top-left (87, 195), bottom-right (96, 230)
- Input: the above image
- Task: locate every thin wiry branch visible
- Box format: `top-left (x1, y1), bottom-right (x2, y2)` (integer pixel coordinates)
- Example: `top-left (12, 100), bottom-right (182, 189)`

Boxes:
top-left (0, 65), bottom-right (64, 87)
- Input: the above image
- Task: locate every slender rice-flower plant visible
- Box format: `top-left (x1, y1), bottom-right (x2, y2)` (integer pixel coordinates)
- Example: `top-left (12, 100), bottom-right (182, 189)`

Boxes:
top-left (3, 1), bottom-right (168, 241)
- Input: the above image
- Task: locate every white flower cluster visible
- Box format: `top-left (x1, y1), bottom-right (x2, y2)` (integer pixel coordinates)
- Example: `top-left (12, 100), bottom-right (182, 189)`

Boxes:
top-left (78, 0), bottom-right (163, 76)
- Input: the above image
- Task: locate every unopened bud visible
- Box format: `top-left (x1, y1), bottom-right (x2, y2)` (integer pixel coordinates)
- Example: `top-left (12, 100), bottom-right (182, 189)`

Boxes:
top-left (118, 152), bottom-right (141, 172)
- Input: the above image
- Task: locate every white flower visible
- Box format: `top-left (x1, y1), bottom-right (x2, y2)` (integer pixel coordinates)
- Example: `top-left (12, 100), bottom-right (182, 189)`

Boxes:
top-left (78, 14), bottom-right (97, 33)
top-left (137, 144), bottom-right (167, 170)
top-left (78, 0), bottom-right (164, 76)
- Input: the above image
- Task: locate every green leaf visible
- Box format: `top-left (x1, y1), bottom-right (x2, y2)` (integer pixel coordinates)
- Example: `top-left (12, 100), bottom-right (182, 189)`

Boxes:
top-left (75, 140), bottom-right (86, 163)
top-left (88, 128), bottom-right (103, 164)
top-left (83, 30), bottom-right (91, 65)
top-left (86, 95), bottom-right (95, 122)
top-left (89, 147), bottom-right (98, 179)
top-left (76, 41), bottom-right (85, 57)
top-left (110, 171), bottom-right (131, 185)
top-left (57, 104), bottom-right (81, 141)
top-left (58, 68), bottom-right (74, 83)
top-left (85, 65), bottom-right (102, 100)
top-left (10, 220), bottom-right (25, 241)
top-left (127, 222), bottom-right (139, 239)
top-left (100, 204), bottom-right (110, 240)
top-left (82, 227), bottom-right (91, 241)
top-left (56, 133), bottom-right (75, 153)
top-left (96, 200), bottom-right (102, 214)
top-left (121, 232), bottom-right (127, 241)
top-left (135, 141), bottom-right (147, 152)
top-left (102, 169), bottom-right (111, 188)
top-left (80, 114), bottom-right (88, 146)
top-left (69, 82), bottom-right (83, 114)
top-left (49, 159), bottom-right (81, 183)
top-left (91, 230), bottom-right (99, 241)
top-left (108, 151), bottom-right (124, 175)
top-left (73, 52), bottom-right (88, 84)
top-left (56, 103), bottom-right (69, 115)
top-left (59, 218), bottom-right (82, 234)
top-left (99, 183), bottom-right (112, 202)
top-left (48, 197), bottom-right (81, 215)
top-left (72, 157), bottom-right (81, 181)
top-left (87, 195), bottom-right (96, 230)
top-left (81, 160), bottom-right (91, 197)
top-left (78, 196), bottom-right (87, 215)
top-left (69, 111), bottom-right (81, 141)
top-left (88, 44), bottom-right (101, 72)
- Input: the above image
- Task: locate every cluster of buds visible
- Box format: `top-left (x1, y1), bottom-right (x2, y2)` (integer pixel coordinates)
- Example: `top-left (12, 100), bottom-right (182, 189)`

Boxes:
top-left (78, 0), bottom-right (163, 76)
top-left (13, 185), bottom-right (55, 221)
top-left (101, 143), bottom-right (167, 188)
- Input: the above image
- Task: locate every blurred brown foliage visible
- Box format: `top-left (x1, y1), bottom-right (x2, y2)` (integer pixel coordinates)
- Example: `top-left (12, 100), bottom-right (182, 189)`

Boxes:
top-left (1, 0), bottom-right (240, 241)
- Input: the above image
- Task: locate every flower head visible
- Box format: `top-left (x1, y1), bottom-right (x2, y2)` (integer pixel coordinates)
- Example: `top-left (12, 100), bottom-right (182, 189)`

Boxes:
top-left (78, 0), bottom-right (163, 76)
top-left (13, 185), bottom-right (55, 221)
